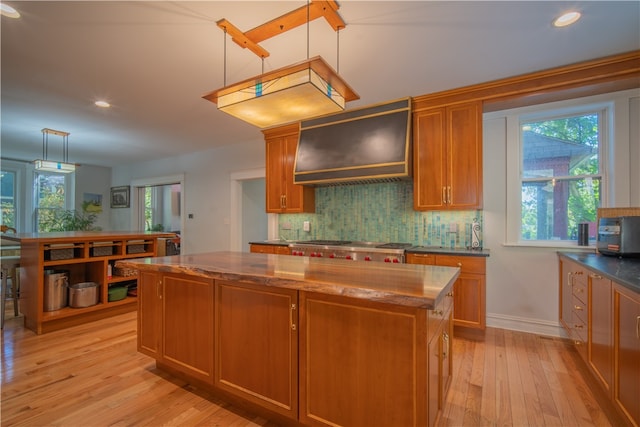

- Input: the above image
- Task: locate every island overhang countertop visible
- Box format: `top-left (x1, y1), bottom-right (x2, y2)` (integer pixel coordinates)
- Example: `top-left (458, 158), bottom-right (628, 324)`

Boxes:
top-left (119, 251), bottom-right (460, 309)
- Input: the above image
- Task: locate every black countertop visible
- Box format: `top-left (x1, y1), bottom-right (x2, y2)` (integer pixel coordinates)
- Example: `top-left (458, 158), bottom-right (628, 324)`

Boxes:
top-left (558, 252), bottom-right (640, 294)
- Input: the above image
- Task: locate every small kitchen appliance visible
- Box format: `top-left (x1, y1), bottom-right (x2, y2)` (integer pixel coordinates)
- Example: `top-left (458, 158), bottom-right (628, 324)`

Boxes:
top-left (597, 216), bottom-right (640, 257)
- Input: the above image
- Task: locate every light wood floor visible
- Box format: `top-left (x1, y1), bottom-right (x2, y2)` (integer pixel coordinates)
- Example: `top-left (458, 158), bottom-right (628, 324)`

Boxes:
top-left (1, 310), bottom-right (622, 426)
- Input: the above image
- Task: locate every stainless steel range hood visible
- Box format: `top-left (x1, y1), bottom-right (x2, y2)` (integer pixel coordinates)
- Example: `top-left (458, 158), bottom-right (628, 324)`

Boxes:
top-left (293, 98), bottom-right (411, 186)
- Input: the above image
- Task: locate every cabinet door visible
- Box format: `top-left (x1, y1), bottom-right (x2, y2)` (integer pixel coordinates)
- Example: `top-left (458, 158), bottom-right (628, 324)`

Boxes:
top-left (413, 108), bottom-right (447, 210)
top-left (299, 292), bottom-right (426, 427)
top-left (266, 136), bottom-right (286, 212)
top-left (447, 102), bottom-right (482, 209)
top-left (613, 283), bottom-right (640, 427)
top-left (162, 274), bottom-right (214, 384)
top-left (138, 270), bottom-right (162, 358)
top-left (427, 325), bottom-right (441, 427)
top-left (588, 272), bottom-right (612, 394)
top-left (435, 255), bottom-right (486, 329)
top-left (215, 280), bottom-right (298, 419)
top-left (559, 258), bottom-right (577, 332)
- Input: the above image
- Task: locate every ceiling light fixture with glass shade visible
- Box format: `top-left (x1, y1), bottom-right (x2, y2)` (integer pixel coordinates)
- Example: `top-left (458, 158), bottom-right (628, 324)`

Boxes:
top-left (553, 11), bottom-right (581, 27)
top-left (202, 0), bottom-right (359, 129)
top-left (34, 128), bottom-right (76, 174)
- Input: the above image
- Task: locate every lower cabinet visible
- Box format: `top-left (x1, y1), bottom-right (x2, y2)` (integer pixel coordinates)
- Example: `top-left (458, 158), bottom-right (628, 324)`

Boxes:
top-left (214, 280), bottom-right (298, 419)
top-left (613, 283), bottom-right (640, 426)
top-left (558, 254), bottom-right (639, 427)
top-left (137, 271), bottom-right (214, 384)
top-left (249, 243), bottom-right (291, 255)
top-left (407, 253), bottom-right (486, 329)
top-left (138, 272), bottom-right (454, 427)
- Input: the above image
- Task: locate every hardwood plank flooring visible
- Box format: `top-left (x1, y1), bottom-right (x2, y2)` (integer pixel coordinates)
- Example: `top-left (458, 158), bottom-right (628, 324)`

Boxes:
top-left (1, 310), bottom-right (623, 426)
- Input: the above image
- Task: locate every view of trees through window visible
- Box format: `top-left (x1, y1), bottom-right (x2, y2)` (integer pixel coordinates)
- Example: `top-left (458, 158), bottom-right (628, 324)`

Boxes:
top-left (36, 173), bottom-right (67, 232)
top-left (1, 170), bottom-right (16, 228)
top-left (521, 112), bottom-right (601, 241)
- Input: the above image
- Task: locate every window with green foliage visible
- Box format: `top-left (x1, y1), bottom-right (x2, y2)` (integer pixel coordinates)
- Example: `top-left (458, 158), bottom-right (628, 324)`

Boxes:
top-left (520, 112), bottom-right (602, 242)
top-left (35, 173), bottom-right (68, 232)
top-left (1, 170), bottom-right (17, 228)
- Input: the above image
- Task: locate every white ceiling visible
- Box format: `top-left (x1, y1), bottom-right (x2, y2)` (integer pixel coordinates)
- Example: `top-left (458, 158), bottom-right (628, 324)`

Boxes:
top-left (1, 1), bottom-right (639, 168)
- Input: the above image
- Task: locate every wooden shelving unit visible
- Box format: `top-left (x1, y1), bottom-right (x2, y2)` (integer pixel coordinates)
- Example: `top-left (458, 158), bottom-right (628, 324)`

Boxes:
top-left (13, 231), bottom-right (174, 334)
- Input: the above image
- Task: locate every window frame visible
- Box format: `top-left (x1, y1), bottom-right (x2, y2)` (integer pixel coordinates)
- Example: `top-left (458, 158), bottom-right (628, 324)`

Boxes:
top-left (33, 170), bottom-right (75, 232)
top-left (495, 93), bottom-right (626, 248)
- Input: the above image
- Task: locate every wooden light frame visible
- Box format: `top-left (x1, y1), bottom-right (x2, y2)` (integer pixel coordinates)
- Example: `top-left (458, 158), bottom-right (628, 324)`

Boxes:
top-left (203, 1), bottom-right (359, 128)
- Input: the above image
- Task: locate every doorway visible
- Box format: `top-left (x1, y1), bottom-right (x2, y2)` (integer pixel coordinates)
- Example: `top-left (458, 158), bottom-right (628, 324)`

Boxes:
top-left (230, 168), bottom-right (276, 252)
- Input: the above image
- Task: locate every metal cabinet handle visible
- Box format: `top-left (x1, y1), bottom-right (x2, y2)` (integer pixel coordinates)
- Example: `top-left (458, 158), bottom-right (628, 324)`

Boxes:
top-left (290, 303), bottom-right (297, 331)
top-left (574, 305), bottom-right (583, 311)
top-left (447, 186), bottom-right (452, 204)
top-left (442, 332), bottom-right (450, 359)
top-left (442, 187), bottom-right (447, 205)
top-left (636, 315), bottom-right (640, 339)
top-left (567, 272), bottom-right (573, 287)
top-left (574, 324), bottom-right (583, 329)
top-left (590, 273), bottom-right (603, 280)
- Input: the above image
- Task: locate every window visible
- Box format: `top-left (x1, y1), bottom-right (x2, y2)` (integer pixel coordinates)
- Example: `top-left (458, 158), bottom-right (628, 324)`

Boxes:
top-left (520, 111), bottom-right (603, 242)
top-left (1, 170), bottom-right (17, 228)
top-left (35, 172), bottom-right (74, 232)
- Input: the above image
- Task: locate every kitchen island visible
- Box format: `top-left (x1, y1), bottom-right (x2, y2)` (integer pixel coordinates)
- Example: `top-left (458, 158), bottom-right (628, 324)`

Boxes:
top-left (120, 251), bottom-right (460, 427)
top-left (4, 231), bottom-right (174, 334)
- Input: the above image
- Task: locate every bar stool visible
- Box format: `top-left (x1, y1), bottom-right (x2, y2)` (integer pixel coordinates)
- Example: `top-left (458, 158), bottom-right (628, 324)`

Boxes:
top-left (1, 255), bottom-right (21, 329)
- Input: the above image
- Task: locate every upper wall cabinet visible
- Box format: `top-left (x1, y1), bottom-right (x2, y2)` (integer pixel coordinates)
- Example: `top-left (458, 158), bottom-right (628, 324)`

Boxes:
top-left (413, 101), bottom-right (483, 210)
top-left (263, 124), bottom-right (315, 214)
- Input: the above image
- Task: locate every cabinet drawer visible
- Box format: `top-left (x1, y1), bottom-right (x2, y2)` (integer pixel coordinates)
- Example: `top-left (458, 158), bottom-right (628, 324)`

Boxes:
top-left (405, 253), bottom-right (435, 265)
top-left (427, 291), bottom-right (453, 343)
top-left (435, 255), bottom-right (485, 274)
top-left (250, 244), bottom-right (273, 254)
top-left (572, 276), bottom-right (588, 306)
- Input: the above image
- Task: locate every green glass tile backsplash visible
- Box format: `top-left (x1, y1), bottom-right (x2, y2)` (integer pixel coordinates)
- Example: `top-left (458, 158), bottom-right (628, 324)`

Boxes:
top-left (278, 181), bottom-right (483, 248)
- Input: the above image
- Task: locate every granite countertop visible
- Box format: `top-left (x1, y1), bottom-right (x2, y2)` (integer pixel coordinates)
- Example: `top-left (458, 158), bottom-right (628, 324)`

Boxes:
top-left (119, 251), bottom-right (460, 309)
top-left (558, 252), bottom-right (640, 294)
top-left (405, 246), bottom-right (490, 257)
top-left (250, 240), bottom-right (490, 257)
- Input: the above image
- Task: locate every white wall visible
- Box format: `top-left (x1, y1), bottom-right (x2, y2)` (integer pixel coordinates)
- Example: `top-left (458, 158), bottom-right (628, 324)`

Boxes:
top-left (74, 164), bottom-right (111, 231)
top-left (482, 90), bottom-right (640, 337)
top-left (110, 139), bottom-right (265, 254)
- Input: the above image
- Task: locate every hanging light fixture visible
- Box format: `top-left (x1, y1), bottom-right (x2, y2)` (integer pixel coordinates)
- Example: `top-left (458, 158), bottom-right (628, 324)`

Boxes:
top-left (34, 128), bottom-right (76, 173)
top-left (202, 0), bottom-right (359, 129)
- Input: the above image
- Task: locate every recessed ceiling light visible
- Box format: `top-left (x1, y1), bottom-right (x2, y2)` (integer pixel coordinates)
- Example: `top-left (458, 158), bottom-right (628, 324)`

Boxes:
top-left (0, 3), bottom-right (20, 19)
top-left (95, 100), bottom-right (111, 108)
top-left (553, 11), bottom-right (581, 27)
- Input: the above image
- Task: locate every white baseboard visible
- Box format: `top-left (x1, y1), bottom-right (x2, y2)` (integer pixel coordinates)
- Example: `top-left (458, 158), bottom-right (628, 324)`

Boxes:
top-left (486, 313), bottom-right (568, 338)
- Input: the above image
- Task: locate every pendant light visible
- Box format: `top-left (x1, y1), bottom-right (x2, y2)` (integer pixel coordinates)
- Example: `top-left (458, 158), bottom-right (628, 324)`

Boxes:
top-left (34, 128), bottom-right (76, 173)
top-left (202, 0), bottom-right (359, 129)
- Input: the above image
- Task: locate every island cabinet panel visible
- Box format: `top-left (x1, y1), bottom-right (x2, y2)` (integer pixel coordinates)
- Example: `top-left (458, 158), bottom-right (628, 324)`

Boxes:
top-left (137, 270), bottom-right (162, 358)
top-left (298, 291), bottom-right (430, 427)
top-left (214, 280), bottom-right (298, 420)
top-left (413, 101), bottom-right (483, 211)
top-left (161, 274), bottom-right (214, 385)
top-left (613, 283), bottom-right (640, 427)
top-left (407, 253), bottom-right (486, 329)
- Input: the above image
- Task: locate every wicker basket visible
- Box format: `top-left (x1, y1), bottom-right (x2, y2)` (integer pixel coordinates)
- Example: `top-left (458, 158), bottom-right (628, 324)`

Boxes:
top-left (113, 261), bottom-right (138, 277)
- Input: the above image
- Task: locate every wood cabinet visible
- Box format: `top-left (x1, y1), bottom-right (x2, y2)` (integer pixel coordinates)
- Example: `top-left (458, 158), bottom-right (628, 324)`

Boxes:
top-left (558, 254), bottom-right (639, 427)
top-left (299, 290), bottom-right (452, 427)
top-left (16, 232), bottom-right (170, 334)
top-left (215, 280), bottom-right (298, 419)
top-left (249, 243), bottom-right (291, 255)
top-left (613, 283), bottom-right (640, 427)
top-left (407, 252), bottom-right (486, 329)
top-left (263, 123), bottom-right (315, 213)
top-left (413, 101), bottom-right (483, 210)
top-left (588, 272), bottom-right (613, 394)
top-left (138, 272), bottom-right (214, 384)
top-left (135, 258), bottom-right (457, 427)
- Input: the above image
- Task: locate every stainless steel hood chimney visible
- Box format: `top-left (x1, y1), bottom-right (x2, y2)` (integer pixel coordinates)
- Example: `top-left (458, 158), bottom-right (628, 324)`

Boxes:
top-left (293, 98), bottom-right (411, 186)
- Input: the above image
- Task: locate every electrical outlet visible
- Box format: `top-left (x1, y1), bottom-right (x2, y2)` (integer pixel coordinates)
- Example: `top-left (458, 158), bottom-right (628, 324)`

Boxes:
top-left (303, 221), bottom-right (310, 232)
